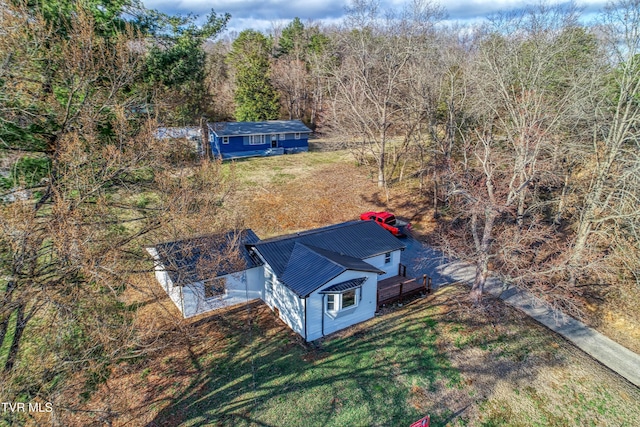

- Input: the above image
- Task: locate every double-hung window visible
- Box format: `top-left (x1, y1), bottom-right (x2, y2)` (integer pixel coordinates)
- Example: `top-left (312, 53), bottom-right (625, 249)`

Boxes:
top-left (326, 294), bottom-right (336, 311)
top-left (294, 132), bottom-right (301, 140)
top-left (222, 136), bottom-right (229, 144)
top-left (384, 252), bottom-right (391, 264)
top-left (249, 135), bottom-right (263, 145)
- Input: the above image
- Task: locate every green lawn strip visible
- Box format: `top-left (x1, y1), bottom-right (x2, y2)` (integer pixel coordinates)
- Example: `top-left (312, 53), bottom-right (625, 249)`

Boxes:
top-left (155, 297), bottom-right (455, 426)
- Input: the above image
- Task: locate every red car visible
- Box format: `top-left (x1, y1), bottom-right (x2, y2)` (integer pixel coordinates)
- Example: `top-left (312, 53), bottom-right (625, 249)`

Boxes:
top-left (409, 415), bottom-right (430, 427)
top-left (360, 211), bottom-right (412, 237)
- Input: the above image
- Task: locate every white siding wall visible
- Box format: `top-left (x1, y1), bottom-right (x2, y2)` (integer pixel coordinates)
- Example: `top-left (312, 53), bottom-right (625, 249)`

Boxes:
top-left (262, 263), bottom-right (305, 336)
top-left (180, 266), bottom-right (264, 318)
top-left (305, 270), bottom-right (378, 341)
top-left (364, 249), bottom-right (402, 279)
top-left (147, 248), bottom-right (184, 313)
top-left (148, 245), bottom-right (402, 337)
top-left (147, 247), bottom-right (265, 318)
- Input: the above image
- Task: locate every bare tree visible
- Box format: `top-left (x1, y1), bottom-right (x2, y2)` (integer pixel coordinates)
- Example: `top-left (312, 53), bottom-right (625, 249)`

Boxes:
top-left (438, 4), bottom-right (593, 304)
top-left (326, 0), bottom-right (444, 190)
top-left (568, 0), bottom-right (640, 278)
top-left (0, 4), bottom-right (235, 420)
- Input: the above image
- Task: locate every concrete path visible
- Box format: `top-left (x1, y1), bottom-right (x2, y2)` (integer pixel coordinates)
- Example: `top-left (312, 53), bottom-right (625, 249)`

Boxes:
top-left (398, 236), bottom-right (640, 388)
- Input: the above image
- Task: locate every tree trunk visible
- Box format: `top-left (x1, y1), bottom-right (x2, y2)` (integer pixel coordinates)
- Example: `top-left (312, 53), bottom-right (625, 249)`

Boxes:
top-left (471, 255), bottom-right (489, 304)
top-left (554, 170), bottom-right (570, 225)
top-left (433, 169), bottom-right (438, 217)
top-left (378, 151), bottom-right (385, 188)
top-left (570, 141), bottom-right (620, 263)
top-left (471, 208), bottom-right (497, 304)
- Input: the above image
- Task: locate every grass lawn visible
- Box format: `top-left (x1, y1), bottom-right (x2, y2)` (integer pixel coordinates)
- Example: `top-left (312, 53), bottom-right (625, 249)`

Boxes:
top-left (146, 299), bottom-right (459, 427)
top-left (106, 284), bottom-right (640, 427)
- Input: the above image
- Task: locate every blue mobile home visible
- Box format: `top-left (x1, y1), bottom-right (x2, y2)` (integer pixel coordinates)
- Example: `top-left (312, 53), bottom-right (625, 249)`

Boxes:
top-left (208, 120), bottom-right (311, 159)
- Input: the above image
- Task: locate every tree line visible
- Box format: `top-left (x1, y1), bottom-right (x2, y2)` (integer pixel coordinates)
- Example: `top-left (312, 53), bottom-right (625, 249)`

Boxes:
top-left (0, 0), bottom-right (235, 423)
top-left (209, 0), bottom-right (640, 315)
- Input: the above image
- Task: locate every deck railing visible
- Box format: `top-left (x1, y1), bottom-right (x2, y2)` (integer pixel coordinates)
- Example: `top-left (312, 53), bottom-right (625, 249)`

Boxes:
top-left (376, 274), bottom-right (432, 308)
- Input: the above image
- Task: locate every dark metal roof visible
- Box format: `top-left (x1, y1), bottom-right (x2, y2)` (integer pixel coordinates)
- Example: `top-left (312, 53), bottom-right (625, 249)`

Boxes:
top-left (303, 245), bottom-right (384, 274)
top-left (252, 221), bottom-right (405, 297)
top-left (279, 243), bottom-right (383, 298)
top-left (319, 277), bottom-right (368, 294)
top-left (280, 243), bottom-right (346, 298)
top-left (254, 221), bottom-right (405, 276)
top-left (153, 229), bottom-right (262, 286)
top-left (208, 120), bottom-right (311, 137)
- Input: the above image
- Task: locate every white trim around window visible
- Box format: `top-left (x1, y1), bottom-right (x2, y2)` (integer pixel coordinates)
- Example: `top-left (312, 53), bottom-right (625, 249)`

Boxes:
top-left (249, 135), bottom-right (264, 145)
top-left (294, 132), bottom-right (301, 140)
top-left (325, 289), bottom-right (359, 313)
top-left (222, 136), bottom-right (229, 144)
top-left (204, 277), bottom-right (226, 299)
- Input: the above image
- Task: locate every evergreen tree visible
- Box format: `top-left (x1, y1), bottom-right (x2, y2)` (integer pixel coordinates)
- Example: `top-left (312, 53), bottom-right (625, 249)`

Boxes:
top-left (144, 10), bottom-right (230, 124)
top-left (228, 30), bottom-right (280, 121)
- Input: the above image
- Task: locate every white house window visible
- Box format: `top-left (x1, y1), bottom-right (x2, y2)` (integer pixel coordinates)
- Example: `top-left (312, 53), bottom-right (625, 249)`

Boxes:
top-left (222, 136), bottom-right (229, 144)
top-left (326, 294), bottom-right (336, 311)
top-left (204, 277), bottom-right (226, 299)
top-left (294, 132), bottom-right (301, 140)
top-left (342, 289), bottom-right (356, 308)
top-left (279, 133), bottom-right (286, 140)
top-left (385, 252), bottom-right (391, 264)
top-left (326, 289), bottom-right (359, 313)
top-left (249, 135), bottom-right (264, 145)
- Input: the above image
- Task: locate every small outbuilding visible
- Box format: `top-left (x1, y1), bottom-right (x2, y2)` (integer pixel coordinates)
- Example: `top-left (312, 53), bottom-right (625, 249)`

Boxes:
top-left (154, 126), bottom-right (204, 156)
top-left (208, 120), bottom-right (311, 159)
top-left (147, 230), bottom-right (264, 318)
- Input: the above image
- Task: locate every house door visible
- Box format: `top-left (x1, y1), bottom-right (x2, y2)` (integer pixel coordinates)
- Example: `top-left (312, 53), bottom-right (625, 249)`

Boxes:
top-left (271, 134), bottom-right (278, 148)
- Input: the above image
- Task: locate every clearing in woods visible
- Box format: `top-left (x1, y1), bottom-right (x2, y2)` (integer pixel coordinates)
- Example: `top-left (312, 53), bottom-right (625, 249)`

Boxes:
top-left (63, 147), bottom-right (639, 426)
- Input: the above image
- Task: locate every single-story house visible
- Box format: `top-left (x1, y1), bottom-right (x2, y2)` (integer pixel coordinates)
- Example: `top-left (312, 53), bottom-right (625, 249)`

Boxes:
top-left (148, 221), bottom-right (406, 341)
top-left (208, 120), bottom-right (311, 159)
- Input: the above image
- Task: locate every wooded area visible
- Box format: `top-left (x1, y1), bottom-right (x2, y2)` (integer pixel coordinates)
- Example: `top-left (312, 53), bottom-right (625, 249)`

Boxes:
top-left (207, 0), bottom-right (640, 317)
top-left (0, 0), bottom-right (639, 424)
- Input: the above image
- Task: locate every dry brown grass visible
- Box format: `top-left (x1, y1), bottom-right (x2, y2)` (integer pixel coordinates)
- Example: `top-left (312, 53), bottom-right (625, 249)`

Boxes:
top-left (590, 281), bottom-right (640, 355)
top-left (415, 285), bottom-right (640, 426)
top-left (227, 151), bottom-right (386, 237)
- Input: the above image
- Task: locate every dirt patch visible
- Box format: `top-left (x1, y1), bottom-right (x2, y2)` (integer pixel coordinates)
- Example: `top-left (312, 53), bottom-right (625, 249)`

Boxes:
top-left (233, 156), bottom-right (385, 237)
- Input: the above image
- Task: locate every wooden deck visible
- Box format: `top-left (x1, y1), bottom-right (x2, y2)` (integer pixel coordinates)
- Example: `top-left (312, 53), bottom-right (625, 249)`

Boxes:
top-left (376, 274), bottom-right (430, 308)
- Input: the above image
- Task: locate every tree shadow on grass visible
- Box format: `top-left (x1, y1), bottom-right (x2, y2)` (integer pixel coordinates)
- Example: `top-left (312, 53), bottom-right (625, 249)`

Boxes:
top-left (145, 288), bottom-right (566, 427)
